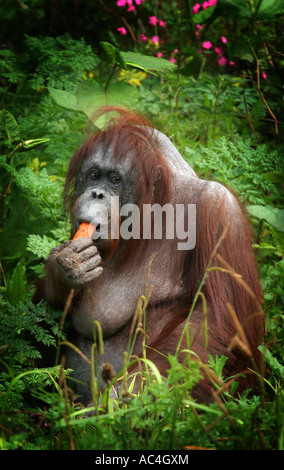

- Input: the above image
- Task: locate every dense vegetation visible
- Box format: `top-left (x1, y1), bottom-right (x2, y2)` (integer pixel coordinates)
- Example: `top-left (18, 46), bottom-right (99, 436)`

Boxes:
top-left (0, 0), bottom-right (283, 450)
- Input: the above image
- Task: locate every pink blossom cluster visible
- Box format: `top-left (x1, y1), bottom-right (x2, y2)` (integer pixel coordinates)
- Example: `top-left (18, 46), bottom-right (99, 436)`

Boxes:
top-left (116, 2), bottom-right (175, 63)
top-left (193, 0), bottom-right (229, 65)
top-left (192, 0), bottom-right (217, 14)
top-left (116, 0), bottom-right (243, 70)
top-left (137, 16), bottom-right (166, 44)
top-left (156, 49), bottom-right (178, 63)
top-left (200, 35), bottom-right (234, 66)
top-left (117, 27), bottom-right (127, 35)
top-left (117, 0), bottom-right (144, 12)
top-left (194, 20), bottom-right (233, 67)
top-left (149, 16), bottom-right (166, 27)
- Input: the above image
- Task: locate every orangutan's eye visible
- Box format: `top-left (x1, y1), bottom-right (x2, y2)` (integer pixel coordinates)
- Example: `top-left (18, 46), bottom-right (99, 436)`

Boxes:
top-left (90, 170), bottom-right (100, 180)
top-left (109, 173), bottom-right (121, 184)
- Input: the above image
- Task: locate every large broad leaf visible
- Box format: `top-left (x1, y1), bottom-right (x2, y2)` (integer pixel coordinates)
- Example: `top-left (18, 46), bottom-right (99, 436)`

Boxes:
top-left (99, 42), bottom-right (176, 74)
top-left (49, 81), bottom-right (139, 127)
top-left (217, 0), bottom-right (284, 19)
top-left (49, 45), bottom-right (176, 126)
top-left (48, 88), bottom-right (81, 112)
top-left (257, 0), bottom-right (284, 18)
top-left (120, 51), bottom-right (177, 74)
top-left (215, 0), bottom-right (251, 18)
top-left (76, 80), bottom-right (139, 127)
top-left (247, 205), bottom-right (284, 232)
top-left (76, 81), bottom-right (107, 117)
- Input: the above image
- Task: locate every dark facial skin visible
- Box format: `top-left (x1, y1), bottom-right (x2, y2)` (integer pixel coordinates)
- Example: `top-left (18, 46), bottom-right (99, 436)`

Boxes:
top-left (73, 146), bottom-right (137, 253)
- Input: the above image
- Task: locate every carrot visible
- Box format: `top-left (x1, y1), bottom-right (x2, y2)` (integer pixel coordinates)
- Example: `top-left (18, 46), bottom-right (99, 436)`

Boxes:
top-left (73, 222), bottom-right (96, 240)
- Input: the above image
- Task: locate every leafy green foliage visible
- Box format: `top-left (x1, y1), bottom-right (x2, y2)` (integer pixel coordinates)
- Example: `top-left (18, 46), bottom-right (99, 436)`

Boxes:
top-left (26, 235), bottom-right (58, 261)
top-left (0, 300), bottom-right (59, 361)
top-left (0, 2), bottom-right (283, 451)
top-left (216, 0), bottom-right (284, 20)
top-left (48, 42), bottom-right (177, 127)
top-left (183, 137), bottom-right (283, 205)
top-left (248, 206), bottom-right (284, 232)
top-left (22, 34), bottom-right (100, 91)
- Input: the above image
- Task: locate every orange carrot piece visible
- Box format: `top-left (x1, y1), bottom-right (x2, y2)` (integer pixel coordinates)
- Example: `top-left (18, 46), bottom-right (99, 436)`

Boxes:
top-left (73, 222), bottom-right (96, 240)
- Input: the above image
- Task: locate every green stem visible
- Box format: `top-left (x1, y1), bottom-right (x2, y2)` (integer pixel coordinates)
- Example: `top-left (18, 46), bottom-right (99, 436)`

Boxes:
top-left (186, 0), bottom-right (195, 42)
top-left (104, 64), bottom-right (118, 91)
top-left (254, 0), bottom-right (263, 17)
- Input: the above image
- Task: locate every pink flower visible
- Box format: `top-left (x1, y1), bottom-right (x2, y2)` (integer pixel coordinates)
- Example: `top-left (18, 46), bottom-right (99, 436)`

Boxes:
top-left (262, 71), bottom-right (267, 79)
top-left (221, 36), bottom-right (227, 43)
top-left (214, 47), bottom-right (223, 55)
top-left (203, 0), bottom-right (217, 7)
top-left (135, 0), bottom-right (144, 4)
top-left (174, 49), bottom-right (178, 53)
top-left (169, 58), bottom-right (176, 63)
top-left (229, 61), bottom-right (235, 66)
top-left (193, 3), bottom-right (201, 14)
top-left (152, 36), bottom-right (159, 43)
top-left (218, 56), bottom-right (227, 66)
top-left (140, 33), bottom-right (148, 42)
top-left (195, 24), bottom-right (203, 37)
top-left (156, 52), bottom-right (163, 58)
top-left (149, 16), bottom-right (158, 26)
top-left (202, 41), bottom-right (212, 49)
top-left (128, 5), bottom-right (135, 10)
top-left (117, 27), bottom-right (127, 35)
top-left (117, 0), bottom-right (126, 6)
top-left (159, 20), bottom-right (166, 27)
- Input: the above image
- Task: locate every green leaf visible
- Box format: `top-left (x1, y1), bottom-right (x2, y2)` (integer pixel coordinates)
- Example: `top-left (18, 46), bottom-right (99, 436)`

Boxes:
top-left (263, 172), bottom-right (284, 184)
top-left (49, 80), bottom-right (139, 127)
top-left (100, 41), bottom-right (127, 69)
top-left (7, 260), bottom-right (26, 306)
top-left (217, 0), bottom-right (284, 19)
top-left (247, 205), bottom-right (284, 232)
top-left (0, 110), bottom-right (21, 144)
top-left (120, 51), bottom-right (177, 74)
top-left (257, 0), bottom-right (284, 19)
top-left (76, 81), bottom-right (106, 117)
top-left (100, 43), bottom-right (176, 75)
top-left (76, 80), bottom-right (139, 127)
top-left (100, 41), bottom-right (118, 64)
top-left (48, 88), bottom-right (82, 112)
top-left (193, 3), bottom-right (218, 24)
top-left (106, 82), bottom-right (139, 108)
top-left (26, 234), bottom-right (57, 260)
top-left (22, 138), bottom-right (50, 150)
top-left (259, 345), bottom-right (284, 379)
